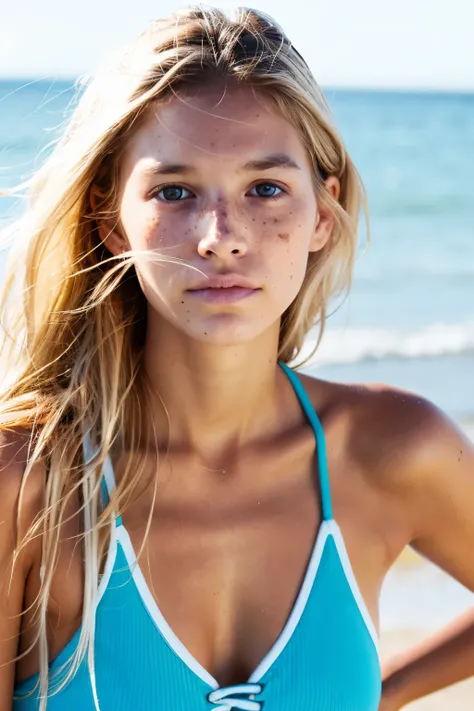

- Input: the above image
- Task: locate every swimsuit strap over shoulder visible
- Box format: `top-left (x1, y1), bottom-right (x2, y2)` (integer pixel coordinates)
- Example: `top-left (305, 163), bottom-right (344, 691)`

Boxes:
top-left (278, 361), bottom-right (333, 521)
top-left (82, 426), bottom-right (123, 527)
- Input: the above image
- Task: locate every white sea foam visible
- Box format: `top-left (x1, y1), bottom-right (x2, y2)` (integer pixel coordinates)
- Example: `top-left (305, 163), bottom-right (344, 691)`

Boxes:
top-left (297, 321), bottom-right (474, 367)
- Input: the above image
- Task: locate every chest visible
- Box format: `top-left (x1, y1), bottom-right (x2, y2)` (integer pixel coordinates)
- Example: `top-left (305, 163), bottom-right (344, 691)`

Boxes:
top-left (109, 440), bottom-right (386, 688)
top-left (125, 474), bottom-right (322, 687)
top-left (18, 437), bottom-right (388, 689)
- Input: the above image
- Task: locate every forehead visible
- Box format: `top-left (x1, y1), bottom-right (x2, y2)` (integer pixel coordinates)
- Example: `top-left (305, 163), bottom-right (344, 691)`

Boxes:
top-left (121, 83), bottom-right (311, 174)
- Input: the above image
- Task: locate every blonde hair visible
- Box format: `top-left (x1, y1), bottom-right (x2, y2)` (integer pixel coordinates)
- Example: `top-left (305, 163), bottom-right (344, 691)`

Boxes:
top-left (0, 5), bottom-right (368, 707)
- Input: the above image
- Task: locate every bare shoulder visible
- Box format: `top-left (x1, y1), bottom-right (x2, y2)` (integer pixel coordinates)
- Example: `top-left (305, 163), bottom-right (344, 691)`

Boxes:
top-left (0, 427), bottom-right (46, 564)
top-left (299, 371), bottom-right (474, 570)
top-left (298, 371), bottom-right (472, 492)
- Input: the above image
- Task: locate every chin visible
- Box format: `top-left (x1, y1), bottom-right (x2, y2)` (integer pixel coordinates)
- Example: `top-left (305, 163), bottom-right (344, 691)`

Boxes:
top-left (184, 317), bottom-right (270, 348)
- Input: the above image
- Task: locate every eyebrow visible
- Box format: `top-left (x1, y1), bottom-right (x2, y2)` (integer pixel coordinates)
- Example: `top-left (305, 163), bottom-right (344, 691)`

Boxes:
top-left (140, 153), bottom-right (302, 178)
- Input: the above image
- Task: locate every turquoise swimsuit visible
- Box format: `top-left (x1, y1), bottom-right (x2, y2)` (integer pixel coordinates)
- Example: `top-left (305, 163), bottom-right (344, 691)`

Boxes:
top-left (14, 363), bottom-right (382, 710)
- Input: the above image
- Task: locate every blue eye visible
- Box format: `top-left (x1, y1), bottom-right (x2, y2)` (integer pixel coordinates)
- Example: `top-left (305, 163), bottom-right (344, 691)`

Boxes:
top-left (249, 183), bottom-right (283, 198)
top-left (156, 185), bottom-right (192, 201)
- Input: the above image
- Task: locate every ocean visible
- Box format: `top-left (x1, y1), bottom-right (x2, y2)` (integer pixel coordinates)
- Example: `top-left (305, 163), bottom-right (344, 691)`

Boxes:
top-left (1, 79), bottom-right (474, 641)
top-left (1, 79), bottom-right (473, 421)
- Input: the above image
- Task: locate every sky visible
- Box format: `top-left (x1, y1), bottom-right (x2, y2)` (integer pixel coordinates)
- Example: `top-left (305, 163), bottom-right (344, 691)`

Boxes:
top-left (0, 0), bottom-right (473, 90)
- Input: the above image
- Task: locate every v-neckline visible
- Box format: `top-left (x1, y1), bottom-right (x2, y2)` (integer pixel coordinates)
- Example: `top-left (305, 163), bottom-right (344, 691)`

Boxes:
top-left (110, 484), bottom-right (333, 691)
top-left (97, 363), bottom-right (335, 691)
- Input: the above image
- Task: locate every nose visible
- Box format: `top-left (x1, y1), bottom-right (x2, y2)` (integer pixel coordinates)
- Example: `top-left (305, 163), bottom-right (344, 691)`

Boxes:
top-left (196, 201), bottom-right (248, 260)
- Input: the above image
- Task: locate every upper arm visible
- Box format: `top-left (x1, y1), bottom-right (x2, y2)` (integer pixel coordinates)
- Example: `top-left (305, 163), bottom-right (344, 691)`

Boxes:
top-left (379, 397), bottom-right (474, 592)
top-left (404, 412), bottom-right (474, 590)
top-left (0, 430), bottom-right (44, 707)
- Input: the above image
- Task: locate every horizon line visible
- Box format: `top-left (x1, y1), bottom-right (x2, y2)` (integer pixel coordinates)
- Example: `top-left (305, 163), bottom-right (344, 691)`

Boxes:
top-left (0, 75), bottom-right (473, 96)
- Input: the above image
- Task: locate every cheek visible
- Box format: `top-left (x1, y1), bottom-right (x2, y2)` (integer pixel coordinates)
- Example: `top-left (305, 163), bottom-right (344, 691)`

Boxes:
top-left (142, 214), bottom-right (163, 246)
top-left (262, 214), bottom-right (313, 287)
top-left (121, 205), bottom-right (176, 251)
top-left (263, 205), bottom-right (315, 244)
top-left (120, 196), bottom-right (155, 248)
top-left (143, 213), bottom-right (196, 251)
top-left (264, 212), bottom-right (313, 257)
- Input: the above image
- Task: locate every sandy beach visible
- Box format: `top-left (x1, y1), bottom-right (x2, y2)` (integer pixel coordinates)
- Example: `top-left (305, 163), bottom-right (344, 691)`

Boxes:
top-left (377, 420), bottom-right (474, 710)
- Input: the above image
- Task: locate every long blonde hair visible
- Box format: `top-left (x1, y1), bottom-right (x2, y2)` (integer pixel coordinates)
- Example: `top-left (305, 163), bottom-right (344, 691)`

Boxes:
top-left (0, 5), bottom-right (368, 707)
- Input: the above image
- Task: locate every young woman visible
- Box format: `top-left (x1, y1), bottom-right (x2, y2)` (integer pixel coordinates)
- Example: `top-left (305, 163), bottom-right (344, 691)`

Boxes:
top-left (0, 6), bottom-right (473, 711)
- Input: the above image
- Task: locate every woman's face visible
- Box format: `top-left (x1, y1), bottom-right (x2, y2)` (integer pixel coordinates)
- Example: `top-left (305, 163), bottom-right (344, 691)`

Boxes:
top-left (108, 83), bottom-right (339, 346)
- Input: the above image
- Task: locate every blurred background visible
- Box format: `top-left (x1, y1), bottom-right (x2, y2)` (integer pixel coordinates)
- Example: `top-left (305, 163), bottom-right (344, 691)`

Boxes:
top-left (1, 1), bottom-right (473, 707)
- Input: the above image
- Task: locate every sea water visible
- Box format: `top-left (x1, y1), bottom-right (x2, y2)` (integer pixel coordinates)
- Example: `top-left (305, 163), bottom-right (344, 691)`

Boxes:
top-left (305, 89), bottom-right (474, 421)
top-left (1, 79), bottom-right (474, 630)
top-left (1, 80), bottom-right (472, 419)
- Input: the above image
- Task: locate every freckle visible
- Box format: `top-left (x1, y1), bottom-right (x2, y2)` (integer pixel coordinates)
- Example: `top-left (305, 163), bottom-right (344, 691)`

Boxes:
top-left (263, 221), bottom-right (267, 225)
top-left (273, 217), bottom-right (279, 223)
top-left (278, 232), bottom-right (290, 242)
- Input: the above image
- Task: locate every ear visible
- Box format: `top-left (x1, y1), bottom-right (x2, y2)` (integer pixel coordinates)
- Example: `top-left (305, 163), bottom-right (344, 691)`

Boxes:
top-left (309, 176), bottom-right (341, 253)
top-left (90, 186), bottom-right (127, 257)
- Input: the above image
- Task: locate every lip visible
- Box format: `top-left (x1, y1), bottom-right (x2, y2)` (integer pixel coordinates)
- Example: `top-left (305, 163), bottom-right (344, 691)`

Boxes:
top-left (188, 274), bottom-right (258, 290)
top-left (187, 286), bottom-right (258, 303)
top-left (186, 274), bottom-right (260, 304)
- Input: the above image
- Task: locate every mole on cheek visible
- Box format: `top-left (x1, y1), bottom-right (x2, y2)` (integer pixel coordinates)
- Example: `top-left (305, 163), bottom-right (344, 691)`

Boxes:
top-left (278, 232), bottom-right (290, 242)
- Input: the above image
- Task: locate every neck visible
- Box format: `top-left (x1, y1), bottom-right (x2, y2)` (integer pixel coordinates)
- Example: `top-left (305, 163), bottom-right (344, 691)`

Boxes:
top-left (141, 316), bottom-right (286, 465)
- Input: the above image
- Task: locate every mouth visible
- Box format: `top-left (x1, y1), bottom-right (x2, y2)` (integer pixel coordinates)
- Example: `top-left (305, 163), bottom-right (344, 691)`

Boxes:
top-left (186, 274), bottom-right (260, 304)
top-left (186, 286), bottom-right (259, 304)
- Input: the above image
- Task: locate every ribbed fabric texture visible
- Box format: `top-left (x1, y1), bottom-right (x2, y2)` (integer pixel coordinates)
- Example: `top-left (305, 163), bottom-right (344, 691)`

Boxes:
top-left (13, 364), bottom-right (382, 710)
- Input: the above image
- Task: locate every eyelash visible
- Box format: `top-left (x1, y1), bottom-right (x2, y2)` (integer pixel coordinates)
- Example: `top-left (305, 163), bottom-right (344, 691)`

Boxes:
top-left (151, 182), bottom-right (286, 203)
